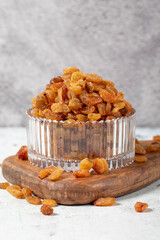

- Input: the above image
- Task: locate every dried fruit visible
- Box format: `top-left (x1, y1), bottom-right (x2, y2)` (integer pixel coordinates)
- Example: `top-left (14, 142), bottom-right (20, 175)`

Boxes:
top-left (16, 146), bottom-right (28, 160)
top-left (26, 196), bottom-right (41, 205)
top-left (135, 144), bottom-right (146, 155)
top-left (153, 135), bottom-right (160, 142)
top-left (38, 169), bottom-right (49, 179)
top-left (80, 93), bottom-right (102, 106)
top-left (42, 199), bottom-right (57, 207)
top-left (6, 185), bottom-right (24, 199)
top-left (41, 204), bottom-right (53, 215)
top-left (81, 106), bottom-right (95, 114)
top-left (22, 188), bottom-right (32, 197)
top-left (99, 89), bottom-right (117, 103)
top-left (85, 73), bottom-right (102, 83)
top-left (146, 143), bottom-right (160, 152)
top-left (0, 182), bottom-right (10, 189)
top-left (79, 158), bottom-right (93, 170)
top-left (73, 169), bottom-right (90, 178)
top-left (76, 114), bottom-right (87, 122)
top-left (45, 166), bottom-right (58, 174)
top-left (51, 103), bottom-right (69, 113)
top-left (97, 103), bottom-right (107, 116)
top-left (63, 66), bottom-right (79, 74)
top-left (134, 202), bottom-right (148, 212)
top-left (88, 113), bottom-right (101, 121)
top-left (48, 167), bottom-right (63, 181)
top-left (135, 155), bottom-right (147, 162)
top-left (69, 98), bottom-right (82, 110)
top-left (68, 86), bottom-right (82, 95)
top-left (93, 158), bottom-right (109, 174)
top-left (94, 197), bottom-right (116, 206)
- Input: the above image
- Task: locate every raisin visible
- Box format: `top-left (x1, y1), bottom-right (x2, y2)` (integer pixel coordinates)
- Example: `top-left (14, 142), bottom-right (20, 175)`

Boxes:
top-left (81, 106), bottom-right (95, 114)
top-left (22, 188), bottom-right (32, 197)
top-left (97, 103), bottom-right (107, 116)
top-left (146, 144), bottom-right (160, 152)
top-left (16, 146), bottom-right (28, 160)
top-left (80, 93), bottom-right (102, 106)
top-left (38, 169), bottom-right (49, 179)
top-left (135, 144), bottom-right (146, 155)
top-left (42, 199), bottom-right (57, 207)
top-left (26, 196), bottom-right (41, 205)
top-left (73, 169), bottom-right (90, 178)
top-left (93, 158), bottom-right (109, 174)
top-left (99, 89), bottom-right (117, 103)
top-left (84, 73), bottom-right (102, 83)
top-left (0, 182), bottom-right (10, 189)
top-left (94, 197), bottom-right (116, 206)
top-left (7, 185), bottom-right (24, 199)
top-left (88, 113), bottom-right (101, 121)
top-left (48, 168), bottom-right (63, 181)
top-left (135, 155), bottom-right (147, 162)
top-left (41, 204), bottom-right (53, 215)
top-left (79, 158), bottom-right (93, 170)
top-left (134, 202), bottom-right (148, 212)
top-left (63, 66), bottom-right (79, 74)
top-left (50, 76), bottom-right (63, 84)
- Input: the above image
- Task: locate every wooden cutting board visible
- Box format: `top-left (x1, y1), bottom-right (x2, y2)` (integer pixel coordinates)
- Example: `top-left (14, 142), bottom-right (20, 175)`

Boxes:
top-left (2, 141), bottom-right (160, 205)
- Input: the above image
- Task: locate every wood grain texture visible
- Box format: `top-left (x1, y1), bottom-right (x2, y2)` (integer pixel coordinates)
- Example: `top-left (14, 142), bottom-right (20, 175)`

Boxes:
top-left (2, 141), bottom-right (160, 205)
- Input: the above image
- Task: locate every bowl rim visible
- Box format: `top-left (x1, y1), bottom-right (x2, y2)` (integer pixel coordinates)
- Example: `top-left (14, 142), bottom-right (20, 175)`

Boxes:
top-left (26, 108), bottom-right (136, 124)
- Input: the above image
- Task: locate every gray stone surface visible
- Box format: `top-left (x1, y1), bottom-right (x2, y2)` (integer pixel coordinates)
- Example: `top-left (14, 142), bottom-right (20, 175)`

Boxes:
top-left (0, 0), bottom-right (160, 127)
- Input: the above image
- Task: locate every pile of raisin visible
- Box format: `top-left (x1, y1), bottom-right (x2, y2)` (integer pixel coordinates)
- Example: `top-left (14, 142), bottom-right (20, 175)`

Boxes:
top-left (31, 67), bottom-right (132, 122)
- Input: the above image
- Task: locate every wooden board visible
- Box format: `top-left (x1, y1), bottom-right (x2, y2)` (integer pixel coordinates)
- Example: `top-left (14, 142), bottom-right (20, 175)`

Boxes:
top-left (2, 141), bottom-right (160, 205)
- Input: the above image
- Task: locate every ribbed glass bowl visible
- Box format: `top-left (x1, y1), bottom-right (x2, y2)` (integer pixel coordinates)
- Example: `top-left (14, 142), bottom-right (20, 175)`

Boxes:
top-left (26, 108), bottom-right (136, 171)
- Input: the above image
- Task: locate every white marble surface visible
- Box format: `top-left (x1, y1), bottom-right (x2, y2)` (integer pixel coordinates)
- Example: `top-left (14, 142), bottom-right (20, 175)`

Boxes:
top-left (0, 127), bottom-right (160, 240)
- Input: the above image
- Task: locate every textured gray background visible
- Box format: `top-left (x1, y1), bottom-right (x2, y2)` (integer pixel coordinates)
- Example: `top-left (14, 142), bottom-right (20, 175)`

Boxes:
top-left (0, 0), bottom-right (160, 127)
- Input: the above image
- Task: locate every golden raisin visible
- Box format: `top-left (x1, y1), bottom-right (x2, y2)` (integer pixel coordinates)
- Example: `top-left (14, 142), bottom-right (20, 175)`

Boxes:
top-left (146, 143), bottom-right (160, 152)
top-left (7, 185), bottom-right (24, 199)
top-left (76, 114), bottom-right (87, 122)
top-left (0, 182), bottom-right (10, 189)
top-left (73, 169), bottom-right (90, 178)
top-left (134, 202), bottom-right (148, 212)
top-left (88, 113), bottom-right (101, 121)
top-left (16, 146), bottom-right (28, 160)
top-left (22, 188), bottom-right (32, 197)
top-left (41, 204), bottom-right (53, 215)
top-left (99, 89), bottom-right (117, 103)
top-left (45, 166), bottom-right (58, 174)
top-left (80, 93), bottom-right (102, 106)
top-left (71, 71), bottom-right (84, 82)
top-left (93, 158), bottom-right (109, 174)
top-left (135, 155), bottom-right (147, 162)
top-left (51, 103), bottom-right (70, 113)
top-left (68, 86), bottom-right (82, 95)
top-left (79, 158), bottom-right (93, 170)
top-left (69, 98), bottom-right (82, 110)
top-left (38, 169), bottom-right (49, 179)
top-left (48, 167), bottom-right (63, 181)
top-left (26, 196), bottom-right (41, 205)
top-left (63, 66), bottom-right (79, 74)
top-left (42, 199), bottom-right (57, 207)
top-left (135, 143), bottom-right (146, 155)
top-left (94, 197), bottom-right (116, 206)
top-left (81, 106), bottom-right (95, 114)
top-left (84, 73), bottom-right (102, 83)
top-left (97, 103), bottom-right (107, 116)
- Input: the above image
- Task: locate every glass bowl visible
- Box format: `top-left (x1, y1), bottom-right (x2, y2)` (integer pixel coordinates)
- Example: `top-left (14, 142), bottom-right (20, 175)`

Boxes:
top-left (26, 108), bottom-right (136, 171)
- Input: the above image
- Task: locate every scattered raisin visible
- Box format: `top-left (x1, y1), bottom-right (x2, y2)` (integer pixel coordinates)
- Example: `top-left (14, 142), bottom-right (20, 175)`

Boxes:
top-left (94, 197), bottom-right (116, 206)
